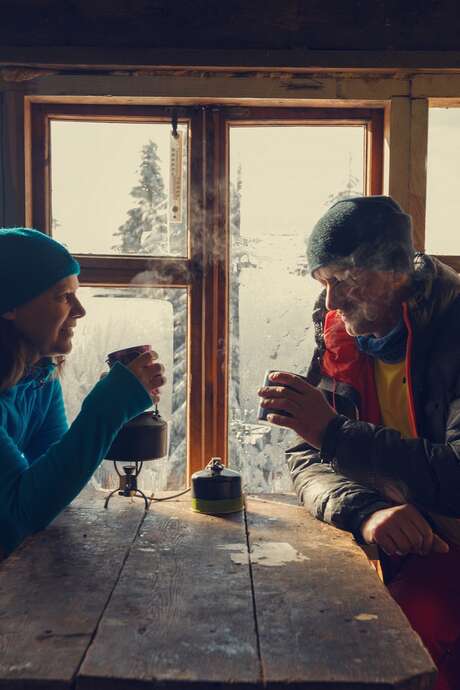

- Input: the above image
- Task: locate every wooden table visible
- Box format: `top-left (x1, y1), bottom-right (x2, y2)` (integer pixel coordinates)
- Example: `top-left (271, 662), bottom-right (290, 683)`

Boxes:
top-left (0, 488), bottom-right (436, 690)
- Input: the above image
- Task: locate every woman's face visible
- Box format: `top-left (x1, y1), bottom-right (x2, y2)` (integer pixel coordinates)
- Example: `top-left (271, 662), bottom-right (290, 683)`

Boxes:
top-left (3, 275), bottom-right (85, 358)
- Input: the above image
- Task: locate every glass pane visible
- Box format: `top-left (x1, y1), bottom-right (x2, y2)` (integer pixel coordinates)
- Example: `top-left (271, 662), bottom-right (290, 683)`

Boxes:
top-left (426, 108), bottom-right (460, 254)
top-left (50, 121), bottom-right (188, 256)
top-left (228, 125), bottom-right (365, 492)
top-left (61, 286), bottom-right (187, 493)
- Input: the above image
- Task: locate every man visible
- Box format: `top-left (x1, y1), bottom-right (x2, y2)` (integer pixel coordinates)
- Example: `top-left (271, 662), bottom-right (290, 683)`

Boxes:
top-left (258, 196), bottom-right (460, 690)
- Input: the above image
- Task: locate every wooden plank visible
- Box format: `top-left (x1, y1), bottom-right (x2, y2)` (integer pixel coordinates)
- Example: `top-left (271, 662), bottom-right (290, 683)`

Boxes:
top-left (1, 90), bottom-right (25, 227)
top-left (432, 255), bottom-right (460, 273)
top-left (76, 256), bottom-right (192, 288)
top-left (0, 487), bottom-right (146, 690)
top-left (367, 110), bottom-right (384, 196)
top-left (413, 75), bottom-right (460, 98)
top-left (187, 107), bottom-right (206, 476)
top-left (408, 99), bottom-right (429, 252)
top-left (23, 72), bottom-right (337, 102)
top-left (202, 107), bottom-right (229, 463)
top-left (77, 495), bottom-right (260, 690)
top-left (337, 75), bottom-right (409, 100)
top-left (386, 97), bottom-right (411, 214)
top-left (246, 496), bottom-right (436, 690)
top-left (4, 47), bottom-right (460, 71)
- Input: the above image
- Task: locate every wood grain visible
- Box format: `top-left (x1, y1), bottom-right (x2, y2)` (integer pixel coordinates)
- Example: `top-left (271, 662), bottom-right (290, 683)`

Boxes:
top-left (246, 496), bottom-right (436, 690)
top-left (0, 487), bottom-right (145, 690)
top-left (77, 495), bottom-right (259, 690)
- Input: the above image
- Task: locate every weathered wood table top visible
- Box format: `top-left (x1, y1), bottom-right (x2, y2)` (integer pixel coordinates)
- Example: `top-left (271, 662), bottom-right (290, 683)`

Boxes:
top-left (0, 487), bottom-right (436, 690)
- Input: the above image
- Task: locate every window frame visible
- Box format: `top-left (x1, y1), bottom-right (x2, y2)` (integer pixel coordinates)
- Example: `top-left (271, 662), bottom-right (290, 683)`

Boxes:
top-left (26, 101), bottom-right (384, 478)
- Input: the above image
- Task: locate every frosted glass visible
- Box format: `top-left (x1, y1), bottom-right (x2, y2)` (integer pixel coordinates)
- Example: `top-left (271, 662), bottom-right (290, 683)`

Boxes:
top-left (50, 121), bottom-right (188, 257)
top-left (60, 286), bottom-right (187, 493)
top-left (426, 108), bottom-right (460, 254)
top-left (228, 125), bottom-right (365, 492)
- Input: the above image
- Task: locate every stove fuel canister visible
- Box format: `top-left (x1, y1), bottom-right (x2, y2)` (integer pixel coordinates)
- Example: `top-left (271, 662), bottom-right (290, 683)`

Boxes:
top-left (191, 458), bottom-right (243, 514)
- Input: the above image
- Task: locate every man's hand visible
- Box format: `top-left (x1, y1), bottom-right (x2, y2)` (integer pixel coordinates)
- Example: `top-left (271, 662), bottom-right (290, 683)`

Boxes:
top-left (257, 371), bottom-right (336, 449)
top-left (360, 503), bottom-right (450, 556)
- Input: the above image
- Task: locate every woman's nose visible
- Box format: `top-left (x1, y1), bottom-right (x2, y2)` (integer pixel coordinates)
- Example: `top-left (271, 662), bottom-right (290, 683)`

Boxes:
top-left (73, 298), bottom-right (86, 319)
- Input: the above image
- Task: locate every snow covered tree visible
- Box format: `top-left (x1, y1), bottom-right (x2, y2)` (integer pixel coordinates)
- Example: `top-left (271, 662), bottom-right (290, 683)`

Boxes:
top-left (112, 137), bottom-right (187, 489)
top-left (325, 154), bottom-right (362, 207)
top-left (112, 138), bottom-right (247, 488)
top-left (112, 140), bottom-right (168, 254)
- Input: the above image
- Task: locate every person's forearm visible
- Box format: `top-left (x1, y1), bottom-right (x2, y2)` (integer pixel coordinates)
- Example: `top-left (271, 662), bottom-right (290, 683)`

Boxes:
top-left (287, 446), bottom-right (392, 537)
top-left (0, 363), bottom-right (151, 555)
top-left (320, 415), bottom-right (460, 516)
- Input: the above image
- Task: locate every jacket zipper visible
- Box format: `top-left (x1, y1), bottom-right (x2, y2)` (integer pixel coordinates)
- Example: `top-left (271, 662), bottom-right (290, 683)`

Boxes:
top-left (402, 302), bottom-right (418, 438)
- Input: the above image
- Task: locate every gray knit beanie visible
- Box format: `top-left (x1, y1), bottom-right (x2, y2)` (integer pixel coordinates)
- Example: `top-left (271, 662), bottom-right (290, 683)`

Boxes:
top-left (307, 196), bottom-right (414, 275)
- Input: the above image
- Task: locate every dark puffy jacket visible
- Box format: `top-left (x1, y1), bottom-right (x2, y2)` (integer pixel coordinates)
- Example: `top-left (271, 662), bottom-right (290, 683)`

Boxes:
top-left (287, 254), bottom-right (460, 542)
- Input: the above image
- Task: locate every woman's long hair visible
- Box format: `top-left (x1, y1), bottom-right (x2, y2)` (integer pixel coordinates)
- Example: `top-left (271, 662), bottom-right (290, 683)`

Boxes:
top-left (0, 318), bottom-right (62, 392)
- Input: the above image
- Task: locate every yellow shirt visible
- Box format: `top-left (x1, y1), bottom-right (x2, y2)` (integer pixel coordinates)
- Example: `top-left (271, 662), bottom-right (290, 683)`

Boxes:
top-left (374, 358), bottom-right (414, 439)
top-left (374, 358), bottom-right (460, 544)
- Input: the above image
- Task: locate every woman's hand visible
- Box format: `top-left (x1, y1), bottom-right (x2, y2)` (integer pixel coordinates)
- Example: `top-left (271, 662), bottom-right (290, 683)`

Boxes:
top-left (127, 350), bottom-right (166, 403)
top-left (257, 371), bottom-right (336, 448)
top-left (360, 503), bottom-right (449, 556)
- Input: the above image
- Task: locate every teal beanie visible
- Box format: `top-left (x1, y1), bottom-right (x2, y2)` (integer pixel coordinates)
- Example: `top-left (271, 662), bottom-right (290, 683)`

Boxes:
top-left (307, 196), bottom-right (414, 275)
top-left (0, 228), bottom-right (80, 314)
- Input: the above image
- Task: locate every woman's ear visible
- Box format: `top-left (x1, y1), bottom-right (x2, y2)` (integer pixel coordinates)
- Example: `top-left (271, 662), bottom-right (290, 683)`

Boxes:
top-left (1, 310), bottom-right (17, 321)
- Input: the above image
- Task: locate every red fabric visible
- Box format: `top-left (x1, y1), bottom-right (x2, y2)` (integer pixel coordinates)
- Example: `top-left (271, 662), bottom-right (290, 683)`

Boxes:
top-left (382, 303), bottom-right (460, 689)
top-left (388, 546), bottom-right (460, 690)
top-left (321, 310), bottom-right (382, 424)
top-left (320, 308), bottom-right (460, 688)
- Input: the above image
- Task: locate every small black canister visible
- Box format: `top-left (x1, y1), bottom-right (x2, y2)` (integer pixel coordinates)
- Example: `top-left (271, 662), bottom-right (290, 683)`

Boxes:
top-left (191, 457), bottom-right (243, 514)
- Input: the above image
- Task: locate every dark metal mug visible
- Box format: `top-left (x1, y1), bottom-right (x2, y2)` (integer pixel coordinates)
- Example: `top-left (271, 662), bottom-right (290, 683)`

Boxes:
top-left (106, 344), bottom-right (152, 369)
top-left (257, 369), bottom-right (295, 421)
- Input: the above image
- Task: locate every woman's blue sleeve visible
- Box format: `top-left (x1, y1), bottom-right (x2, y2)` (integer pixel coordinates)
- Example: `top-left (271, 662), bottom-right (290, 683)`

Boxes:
top-left (0, 363), bottom-right (152, 555)
top-left (24, 379), bottom-right (69, 461)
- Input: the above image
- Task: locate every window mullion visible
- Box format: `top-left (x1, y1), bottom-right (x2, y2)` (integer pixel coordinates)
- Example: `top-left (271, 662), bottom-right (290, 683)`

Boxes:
top-left (76, 256), bottom-right (191, 287)
top-left (201, 106), bottom-right (229, 467)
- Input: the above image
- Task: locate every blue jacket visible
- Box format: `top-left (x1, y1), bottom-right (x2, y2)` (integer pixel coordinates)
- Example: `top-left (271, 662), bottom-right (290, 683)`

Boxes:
top-left (0, 360), bottom-right (151, 555)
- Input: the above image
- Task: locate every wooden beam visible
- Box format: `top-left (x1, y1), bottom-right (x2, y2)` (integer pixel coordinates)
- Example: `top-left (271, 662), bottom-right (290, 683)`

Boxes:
top-left (432, 256), bottom-right (460, 273)
top-left (385, 97), bottom-right (411, 214)
top-left (408, 99), bottom-right (428, 251)
top-left (413, 75), bottom-right (460, 98)
top-left (1, 90), bottom-right (25, 227)
top-left (3, 47), bottom-right (460, 71)
top-left (14, 71), bottom-right (407, 104)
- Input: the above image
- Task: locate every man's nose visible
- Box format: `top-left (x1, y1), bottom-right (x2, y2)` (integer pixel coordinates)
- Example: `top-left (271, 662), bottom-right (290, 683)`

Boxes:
top-left (325, 284), bottom-right (345, 311)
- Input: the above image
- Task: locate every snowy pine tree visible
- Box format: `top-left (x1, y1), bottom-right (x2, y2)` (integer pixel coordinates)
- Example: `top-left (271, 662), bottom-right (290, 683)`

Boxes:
top-left (112, 136), bottom-right (188, 488)
top-left (112, 140), bottom-right (168, 254)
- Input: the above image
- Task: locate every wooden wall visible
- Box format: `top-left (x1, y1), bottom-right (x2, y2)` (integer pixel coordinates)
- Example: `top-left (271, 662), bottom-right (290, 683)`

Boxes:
top-left (2, 0), bottom-right (460, 52)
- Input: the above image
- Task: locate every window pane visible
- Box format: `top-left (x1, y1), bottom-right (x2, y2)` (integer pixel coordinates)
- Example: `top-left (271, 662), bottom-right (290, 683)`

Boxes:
top-left (426, 108), bottom-right (460, 254)
top-left (61, 286), bottom-right (187, 493)
top-left (228, 125), bottom-right (365, 492)
top-left (50, 121), bottom-right (188, 256)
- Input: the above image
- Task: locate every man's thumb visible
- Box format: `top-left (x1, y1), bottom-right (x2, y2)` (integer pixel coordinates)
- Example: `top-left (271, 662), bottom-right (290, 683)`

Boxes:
top-left (432, 534), bottom-right (450, 553)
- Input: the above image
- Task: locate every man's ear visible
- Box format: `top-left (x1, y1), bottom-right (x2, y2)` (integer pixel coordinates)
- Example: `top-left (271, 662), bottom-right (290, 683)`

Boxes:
top-left (1, 310), bottom-right (17, 321)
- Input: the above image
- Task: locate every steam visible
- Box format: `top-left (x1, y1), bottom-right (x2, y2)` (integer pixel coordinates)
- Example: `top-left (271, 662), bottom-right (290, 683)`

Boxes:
top-left (318, 241), bottom-right (414, 337)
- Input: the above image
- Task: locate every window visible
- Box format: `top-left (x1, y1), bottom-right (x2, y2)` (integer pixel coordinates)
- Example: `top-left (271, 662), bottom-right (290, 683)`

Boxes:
top-left (426, 106), bottom-right (460, 269)
top-left (28, 102), bottom-right (383, 491)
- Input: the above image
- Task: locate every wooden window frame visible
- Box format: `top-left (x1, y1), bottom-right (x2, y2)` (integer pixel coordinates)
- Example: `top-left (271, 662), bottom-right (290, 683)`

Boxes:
top-left (26, 102), bottom-right (384, 479)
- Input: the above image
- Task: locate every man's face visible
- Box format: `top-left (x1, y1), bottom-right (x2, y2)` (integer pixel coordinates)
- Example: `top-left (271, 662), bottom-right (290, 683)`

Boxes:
top-left (313, 263), bottom-right (406, 338)
top-left (2, 275), bottom-right (86, 357)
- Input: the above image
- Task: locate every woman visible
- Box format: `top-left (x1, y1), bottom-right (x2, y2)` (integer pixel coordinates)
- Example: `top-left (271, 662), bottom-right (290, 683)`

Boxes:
top-left (0, 227), bottom-right (166, 557)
